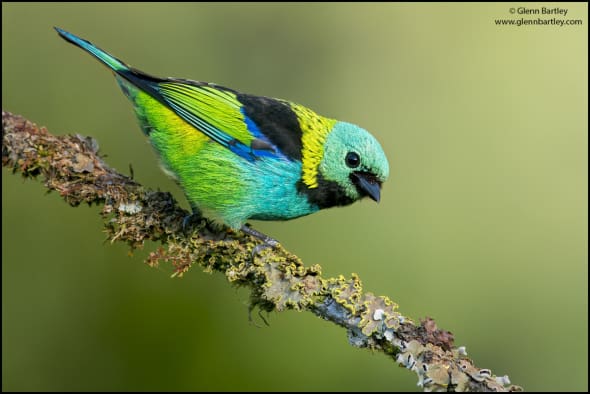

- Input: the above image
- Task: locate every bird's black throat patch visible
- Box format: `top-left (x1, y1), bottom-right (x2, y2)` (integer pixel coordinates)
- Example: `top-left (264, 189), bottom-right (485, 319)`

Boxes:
top-left (297, 172), bottom-right (354, 209)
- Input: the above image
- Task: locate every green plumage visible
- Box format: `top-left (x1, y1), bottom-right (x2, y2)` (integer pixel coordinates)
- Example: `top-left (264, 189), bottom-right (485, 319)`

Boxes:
top-left (55, 27), bottom-right (390, 234)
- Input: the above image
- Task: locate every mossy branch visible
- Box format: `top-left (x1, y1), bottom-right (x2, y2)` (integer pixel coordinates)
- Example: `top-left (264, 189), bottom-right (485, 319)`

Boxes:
top-left (2, 110), bottom-right (522, 392)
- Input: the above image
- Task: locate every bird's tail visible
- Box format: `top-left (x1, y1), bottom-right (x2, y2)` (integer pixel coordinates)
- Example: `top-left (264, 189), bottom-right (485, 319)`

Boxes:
top-left (54, 27), bottom-right (129, 73)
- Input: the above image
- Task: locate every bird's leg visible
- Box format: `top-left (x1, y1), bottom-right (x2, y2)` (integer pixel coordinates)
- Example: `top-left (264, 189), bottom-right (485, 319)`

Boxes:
top-left (240, 224), bottom-right (279, 247)
top-left (240, 224), bottom-right (280, 256)
top-left (182, 203), bottom-right (204, 233)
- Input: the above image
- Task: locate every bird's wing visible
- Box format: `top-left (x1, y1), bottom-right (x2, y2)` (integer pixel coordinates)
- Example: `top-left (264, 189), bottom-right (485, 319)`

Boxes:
top-left (156, 81), bottom-right (283, 161)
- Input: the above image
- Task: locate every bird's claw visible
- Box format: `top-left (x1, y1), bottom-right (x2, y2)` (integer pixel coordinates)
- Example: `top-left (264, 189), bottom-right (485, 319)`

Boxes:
top-left (181, 213), bottom-right (200, 234)
top-left (240, 224), bottom-right (280, 260)
top-left (252, 243), bottom-right (274, 257)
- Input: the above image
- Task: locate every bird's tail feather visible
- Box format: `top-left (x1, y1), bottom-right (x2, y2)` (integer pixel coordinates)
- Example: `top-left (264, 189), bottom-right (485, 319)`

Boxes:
top-left (54, 27), bottom-right (129, 73)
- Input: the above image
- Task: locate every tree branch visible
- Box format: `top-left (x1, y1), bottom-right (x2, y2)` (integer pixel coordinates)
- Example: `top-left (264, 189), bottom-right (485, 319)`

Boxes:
top-left (2, 110), bottom-right (522, 392)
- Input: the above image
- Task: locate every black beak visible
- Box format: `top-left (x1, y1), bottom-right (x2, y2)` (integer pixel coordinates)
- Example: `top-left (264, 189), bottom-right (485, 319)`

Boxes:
top-left (351, 171), bottom-right (381, 202)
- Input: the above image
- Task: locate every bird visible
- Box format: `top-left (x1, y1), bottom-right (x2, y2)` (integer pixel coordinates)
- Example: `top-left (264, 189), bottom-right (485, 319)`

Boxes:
top-left (54, 27), bottom-right (390, 245)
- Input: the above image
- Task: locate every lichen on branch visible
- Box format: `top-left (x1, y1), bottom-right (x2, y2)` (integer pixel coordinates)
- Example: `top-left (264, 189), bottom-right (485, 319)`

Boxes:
top-left (2, 110), bottom-right (522, 392)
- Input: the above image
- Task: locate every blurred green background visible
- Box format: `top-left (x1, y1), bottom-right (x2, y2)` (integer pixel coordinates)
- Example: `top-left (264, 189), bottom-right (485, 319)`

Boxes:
top-left (2, 2), bottom-right (587, 392)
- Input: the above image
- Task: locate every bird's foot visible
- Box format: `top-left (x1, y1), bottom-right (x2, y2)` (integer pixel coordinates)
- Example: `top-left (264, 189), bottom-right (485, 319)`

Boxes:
top-left (241, 224), bottom-right (279, 247)
top-left (240, 224), bottom-right (280, 258)
top-left (182, 212), bottom-right (202, 234)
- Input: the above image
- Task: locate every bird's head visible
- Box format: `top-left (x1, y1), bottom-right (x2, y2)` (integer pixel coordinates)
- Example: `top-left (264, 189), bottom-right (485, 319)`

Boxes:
top-left (317, 121), bottom-right (389, 205)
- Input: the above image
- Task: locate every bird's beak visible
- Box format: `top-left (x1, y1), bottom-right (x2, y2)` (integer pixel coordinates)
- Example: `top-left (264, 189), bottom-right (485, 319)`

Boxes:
top-left (351, 172), bottom-right (381, 203)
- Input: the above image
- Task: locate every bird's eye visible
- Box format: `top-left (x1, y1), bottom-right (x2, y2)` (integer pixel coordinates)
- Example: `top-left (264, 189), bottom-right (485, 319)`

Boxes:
top-left (345, 152), bottom-right (361, 168)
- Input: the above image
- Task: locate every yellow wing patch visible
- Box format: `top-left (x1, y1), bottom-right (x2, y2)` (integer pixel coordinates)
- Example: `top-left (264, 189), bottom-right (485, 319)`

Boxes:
top-left (290, 103), bottom-right (336, 188)
top-left (158, 83), bottom-right (254, 145)
top-left (134, 90), bottom-right (209, 156)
